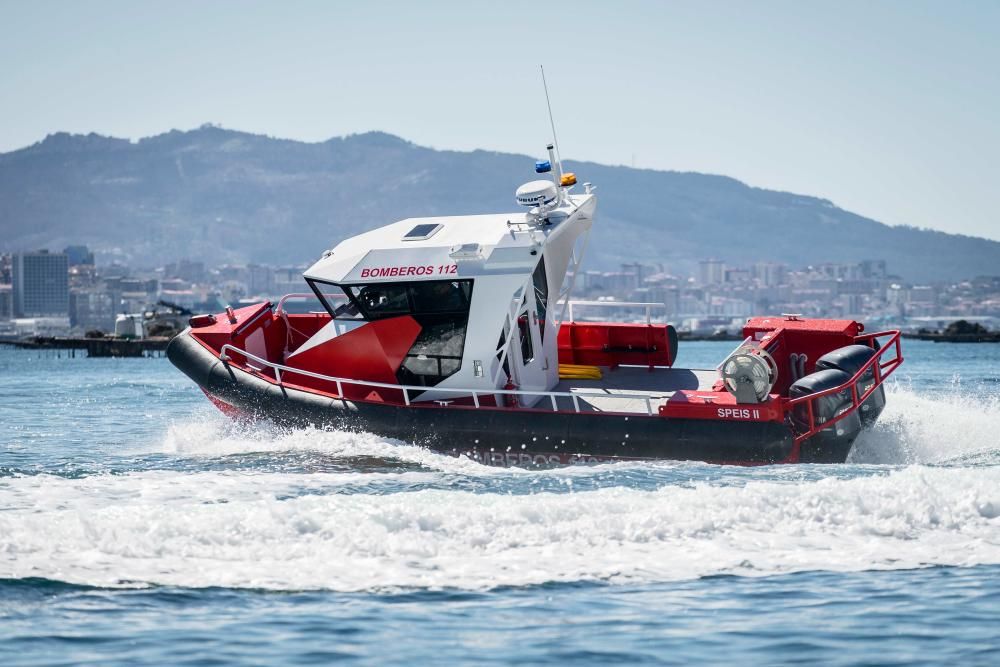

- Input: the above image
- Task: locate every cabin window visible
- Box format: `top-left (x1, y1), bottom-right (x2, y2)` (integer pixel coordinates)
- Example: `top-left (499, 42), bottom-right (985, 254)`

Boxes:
top-left (344, 280), bottom-right (472, 320)
top-left (401, 319), bottom-right (466, 381)
top-left (306, 279), bottom-right (363, 319)
top-left (307, 278), bottom-right (474, 389)
top-left (350, 283), bottom-right (411, 318)
top-left (517, 300), bottom-right (533, 365)
top-left (532, 257), bottom-right (548, 342)
top-left (331, 300), bottom-right (362, 319)
top-left (408, 280), bottom-right (473, 314)
top-left (496, 316), bottom-right (511, 380)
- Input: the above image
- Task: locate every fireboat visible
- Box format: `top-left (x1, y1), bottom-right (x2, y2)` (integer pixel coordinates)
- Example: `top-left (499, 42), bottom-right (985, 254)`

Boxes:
top-left (168, 144), bottom-right (902, 465)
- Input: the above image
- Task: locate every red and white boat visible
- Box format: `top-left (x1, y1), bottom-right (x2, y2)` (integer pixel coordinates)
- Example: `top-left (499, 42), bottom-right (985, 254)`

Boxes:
top-left (168, 145), bottom-right (903, 466)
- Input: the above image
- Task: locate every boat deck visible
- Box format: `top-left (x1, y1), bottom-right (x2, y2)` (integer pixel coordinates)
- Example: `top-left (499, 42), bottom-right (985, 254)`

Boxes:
top-left (551, 366), bottom-right (719, 414)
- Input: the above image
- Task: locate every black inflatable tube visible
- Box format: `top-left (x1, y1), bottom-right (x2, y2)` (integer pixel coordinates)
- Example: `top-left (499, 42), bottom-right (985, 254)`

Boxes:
top-left (815, 344), bottom-right (886, 426)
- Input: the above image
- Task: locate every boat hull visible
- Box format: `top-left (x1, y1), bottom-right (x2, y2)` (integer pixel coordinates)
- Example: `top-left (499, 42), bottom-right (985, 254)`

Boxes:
top-left (166, 330), bottom-right (857, 466)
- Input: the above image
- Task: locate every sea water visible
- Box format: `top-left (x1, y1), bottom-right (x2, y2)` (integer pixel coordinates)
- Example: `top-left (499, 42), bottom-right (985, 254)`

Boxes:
top-left (0, 341), bottom-right (998, 665)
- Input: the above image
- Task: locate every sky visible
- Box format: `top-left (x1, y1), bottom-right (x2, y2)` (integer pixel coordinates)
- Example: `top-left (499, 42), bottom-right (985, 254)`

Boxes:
top-left (1, 1), bottom-right (998, 240)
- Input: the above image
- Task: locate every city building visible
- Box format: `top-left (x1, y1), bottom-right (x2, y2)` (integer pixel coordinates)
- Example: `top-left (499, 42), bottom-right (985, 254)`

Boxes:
top-left (698, 259), bottom-right (725, 286)
top-left (63, 245), bottom-right (95, 267)
top-left (753, 262), bottom-right (786, 287)
top-left (248, 263), bottom-right (275, 296)
top-left (3, 245), bottom-right (998, 337)
top-left (69, 288), bottom-right (116, 331)
top-left (0, 284), bottom-right (12, 320)
top-left (12, 250), bottom-right (69, 317)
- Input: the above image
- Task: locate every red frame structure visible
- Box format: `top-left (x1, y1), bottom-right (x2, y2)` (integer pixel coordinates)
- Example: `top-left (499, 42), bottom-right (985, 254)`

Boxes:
top-left (783, 329), bottom-right (903, 443)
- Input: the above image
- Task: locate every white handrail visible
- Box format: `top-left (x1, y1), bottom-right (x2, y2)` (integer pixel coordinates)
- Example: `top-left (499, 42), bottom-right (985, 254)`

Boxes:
top-left (219, 344), bottom-right (660, 416)
top-left (275, 292), bottom-right (347, 315)
top-left (566, 300), bottom-right (667, 325)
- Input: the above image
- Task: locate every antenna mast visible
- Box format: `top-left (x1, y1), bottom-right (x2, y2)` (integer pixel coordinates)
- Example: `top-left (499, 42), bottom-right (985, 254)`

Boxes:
top-left (540, 65), bottom-right (561, 167)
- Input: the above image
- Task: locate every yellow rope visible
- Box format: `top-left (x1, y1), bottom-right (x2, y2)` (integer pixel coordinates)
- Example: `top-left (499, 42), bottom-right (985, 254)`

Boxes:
top-left (558, 364), bottom-right (603, 380)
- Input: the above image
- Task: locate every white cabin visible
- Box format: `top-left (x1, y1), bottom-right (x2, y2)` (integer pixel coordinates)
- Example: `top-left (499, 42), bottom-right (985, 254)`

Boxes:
top-left (300, 162), bottom-right (595, 406)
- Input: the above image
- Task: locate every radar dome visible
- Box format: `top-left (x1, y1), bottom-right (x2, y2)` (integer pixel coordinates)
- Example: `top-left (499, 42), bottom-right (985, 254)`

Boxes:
top-left (515, 180), bottom-right (558, 208)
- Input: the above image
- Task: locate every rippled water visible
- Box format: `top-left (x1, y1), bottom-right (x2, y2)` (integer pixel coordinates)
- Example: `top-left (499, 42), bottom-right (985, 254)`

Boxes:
top-left (1, 341), bottom-right (998, 664)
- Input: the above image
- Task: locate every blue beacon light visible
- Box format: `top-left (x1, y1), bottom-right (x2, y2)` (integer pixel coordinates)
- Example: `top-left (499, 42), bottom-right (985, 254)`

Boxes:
top-left (535, 160), bottom-right (552, 174)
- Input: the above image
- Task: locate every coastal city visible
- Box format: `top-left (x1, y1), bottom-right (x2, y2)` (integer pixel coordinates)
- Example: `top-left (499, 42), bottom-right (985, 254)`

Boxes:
top-left (5, 4), bottom-right (1000, 665)
top-left (3, 245), bottom-right (998, 338)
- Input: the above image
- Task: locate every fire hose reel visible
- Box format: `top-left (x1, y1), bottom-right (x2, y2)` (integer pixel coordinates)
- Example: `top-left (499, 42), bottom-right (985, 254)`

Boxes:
top-left (720, 344), bottom-right (778, 404)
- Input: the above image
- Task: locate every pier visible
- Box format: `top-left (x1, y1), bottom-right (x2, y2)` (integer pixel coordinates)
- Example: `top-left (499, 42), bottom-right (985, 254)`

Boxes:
top-left (0, 335), bottom-right (171, 357)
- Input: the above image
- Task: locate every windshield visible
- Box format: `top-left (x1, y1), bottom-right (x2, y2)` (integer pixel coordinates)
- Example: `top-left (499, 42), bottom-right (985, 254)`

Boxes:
top-left (306, 279), bottom-right (363, 320)
top-left (306, 278), bottom-right (474, 389)
top-left (307, 278), bottom-right (472, 321)
top-left (347, 280), bottom-right (472, 320)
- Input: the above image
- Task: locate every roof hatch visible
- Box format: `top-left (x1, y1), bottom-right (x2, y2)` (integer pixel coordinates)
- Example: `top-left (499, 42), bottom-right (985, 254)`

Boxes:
top-left (402, 223), bottom-right (442, 241)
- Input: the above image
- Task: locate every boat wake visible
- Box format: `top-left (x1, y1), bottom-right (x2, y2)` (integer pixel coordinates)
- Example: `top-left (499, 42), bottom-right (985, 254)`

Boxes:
top-left (851, 384), bottom-right (1000, 465)
top-left (1, 397), bottom-right (997, 592)
top-left (2, 383), bottom-right (997, 593)
top-left (161, 415), bottom-right (496, 476)
top-left (0, 464), bottom-right (996, 592)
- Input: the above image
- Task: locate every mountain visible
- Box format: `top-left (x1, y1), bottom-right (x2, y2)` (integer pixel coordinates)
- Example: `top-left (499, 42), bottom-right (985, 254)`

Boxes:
top-left (0, 125), bottom-right (995, 282)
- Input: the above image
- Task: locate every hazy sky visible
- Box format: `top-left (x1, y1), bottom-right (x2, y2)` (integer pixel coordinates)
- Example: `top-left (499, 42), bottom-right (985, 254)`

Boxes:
top-left (2, 1), bottom-right (998, 240)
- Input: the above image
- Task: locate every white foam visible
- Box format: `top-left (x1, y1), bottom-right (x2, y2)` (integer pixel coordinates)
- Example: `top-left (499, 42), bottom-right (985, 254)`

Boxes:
top-left (2, 465), bottom-right (997, 591)
top-left (851, 385), bottom-right (1000, 465)
top-left (160, 417), bottom-right (503, 476)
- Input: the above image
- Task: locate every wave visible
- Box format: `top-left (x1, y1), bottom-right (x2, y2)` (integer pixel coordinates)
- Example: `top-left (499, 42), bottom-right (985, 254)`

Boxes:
top-left (160, 417), bottom-right (500, 476)
top-left (5, 377), bottom-right (997, 592)
top-left (1, 465), bottom-right (997, 592)
top-left (851, 385), bottom-right (1000, 465)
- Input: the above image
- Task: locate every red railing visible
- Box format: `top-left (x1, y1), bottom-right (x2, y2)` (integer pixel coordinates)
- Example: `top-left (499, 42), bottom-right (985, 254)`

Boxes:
top-left (784, 329), bottom-right (903, 444)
